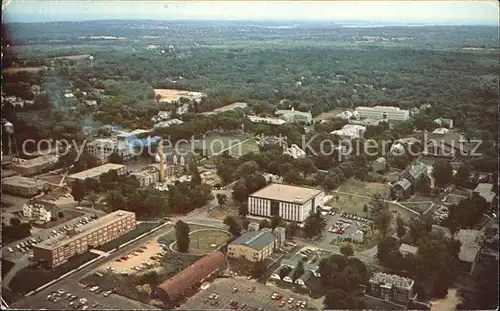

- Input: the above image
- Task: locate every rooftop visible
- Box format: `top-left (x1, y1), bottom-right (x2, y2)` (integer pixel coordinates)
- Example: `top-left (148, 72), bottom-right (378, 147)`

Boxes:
top-left (399, 243), bottom-right (418, 255)
top-left (369, 272), bottom-right (414, 289)
top-left (395, 178), bottom-right (412, 190)
top-left (11, 155), bottom-right (59, 168)
top-left (249, 183), bottom-right (323, 204)
top-left (355, 105), bottom-right (409, 113)
top-left (456, 229), bottom-right (482, 263)
top-left (247, 115), bottom-right (287, 125)
top-left (67, 163), bottom-right (126, 181)
top-left (157, 251), bottom-right (225, 300)
top-left (36, 210), bottom-right (135, 250)
top-left (280, 258), bottom-right (319, 273)
top-left (2, 175), bottom-right (47, 188)
top-left (230, 231), bottom-right (275, 250)
top-left (474, 183), bottom-right (496, 203)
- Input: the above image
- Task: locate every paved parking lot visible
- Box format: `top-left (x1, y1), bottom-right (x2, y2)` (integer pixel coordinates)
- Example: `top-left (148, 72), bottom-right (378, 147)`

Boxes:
top-left (180, 277), bottom-right (317, 310)
top-left (3, 215), bottom-right (95, 261)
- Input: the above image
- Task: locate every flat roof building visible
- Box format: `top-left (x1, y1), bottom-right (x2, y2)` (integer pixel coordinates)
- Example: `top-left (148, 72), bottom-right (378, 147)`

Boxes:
top-left (247, 115), bottom-right (287, 125)
top-left (1, 175), bottom-right (48, 197)
top-left (66, 163), bottom-right (127, 184)
top-left (455, 229), bottom-right (482, 274)
top-left (10, 155), bottom-right (59, 176)
top-left (248, 183), bottom-right (324, 222)
top-left (330, 124), bottom-right (366, 140)
top-left (33, 210), bottom-right (136, 267)
top-left (355, 106), bottom-right (410, 121)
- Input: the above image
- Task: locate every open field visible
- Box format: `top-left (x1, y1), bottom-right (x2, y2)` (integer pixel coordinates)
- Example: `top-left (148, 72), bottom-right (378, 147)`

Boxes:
top-left (313, 108), bottom-right (346, 121)
top-left (49, 54), bottom-right (91, 60)
top-left (173, 133), bottom-right (258, 157)
top-left (328, 179), bottom-right (416, 223)
top-left (170, 229), bottom-right (231, 255)
top-left (207, 205), bottom-right (239, 220)
top-left (153, 88), bottom-right (205, 103)
top-left (3, 66), bottom-right (47, 74)
top-left (401, 194), bottom-right (435, 214)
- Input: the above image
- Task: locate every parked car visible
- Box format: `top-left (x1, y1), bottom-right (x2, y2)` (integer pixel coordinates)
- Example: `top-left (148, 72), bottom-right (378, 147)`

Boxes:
top-left (8, 247), bottom-right (13, 252)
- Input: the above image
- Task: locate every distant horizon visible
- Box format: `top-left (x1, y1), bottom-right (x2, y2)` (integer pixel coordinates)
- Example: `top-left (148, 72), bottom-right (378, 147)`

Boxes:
top-left (3, 18), bottom-right (498, 27)
top-left (3, 1), bottom-right (499, 26)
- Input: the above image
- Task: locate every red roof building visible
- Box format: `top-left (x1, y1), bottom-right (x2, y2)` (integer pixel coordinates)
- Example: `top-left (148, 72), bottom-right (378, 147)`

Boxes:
top-left (156, 251), bottom-right (226, 303)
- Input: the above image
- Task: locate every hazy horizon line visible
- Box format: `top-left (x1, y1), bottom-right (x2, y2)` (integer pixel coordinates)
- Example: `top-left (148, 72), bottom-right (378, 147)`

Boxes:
top-left (4, 18), bottom-right (499, 27)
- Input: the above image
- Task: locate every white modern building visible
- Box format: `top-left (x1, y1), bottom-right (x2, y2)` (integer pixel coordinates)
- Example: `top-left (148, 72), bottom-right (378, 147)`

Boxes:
top-left (275, 107), bottom-right (313, 124)
top-left (248, 183), bottom-right (325, 222)
top-left (330, 124), bottom-right (366, 140)
top-left (247, 115), bottom-right (287, 125)
top-left (354, 106), bottom-right (410, 121)
top-left (153, 118), bottom-right (184, 128)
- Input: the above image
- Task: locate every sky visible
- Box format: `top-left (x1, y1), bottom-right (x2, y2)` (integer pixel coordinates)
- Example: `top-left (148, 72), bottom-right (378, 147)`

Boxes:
top-left (2, 0), bottom-right (499, 25)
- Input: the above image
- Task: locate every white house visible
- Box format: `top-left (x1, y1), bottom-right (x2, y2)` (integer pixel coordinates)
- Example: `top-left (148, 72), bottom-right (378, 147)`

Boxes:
top-left (282, 144), bottom-right (306, 159)
top-left (23, 200), bottom-right (57, 222)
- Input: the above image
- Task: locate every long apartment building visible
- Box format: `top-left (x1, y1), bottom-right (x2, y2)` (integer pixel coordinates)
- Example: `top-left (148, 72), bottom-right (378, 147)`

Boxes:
top-left (354, 106), bottom-right (410, 121)
top-left (33, 210), bottom-right (136, 267)
top-left (248, 183), bottom-right (324, 222)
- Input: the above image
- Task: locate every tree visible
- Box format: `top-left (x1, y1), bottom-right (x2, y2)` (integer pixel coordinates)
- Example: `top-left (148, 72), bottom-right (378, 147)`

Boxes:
top-left (432, 160), bottom-right (453, 188)
top-left (9, 217), bottom-right (21, 227)
top-left (409, 216), bottom-right (433, 244)
top-left (396, 216), bottom-right (406, 240)
top-left (224, 216), bottom-right (241, 236)
top-left (324, 288), bottom-right (351, 310)
top-left (340, 243), bottom-right (354, 257)
top-left (271, 215), bottom-right (282, 231)
top-left (292, 260), bottom-right (305, 281)
top-left (279, 266), bottom-right (292, 279)
top-left (71, 180), bottom-right (86, 203)
top-left (58, 211), bottom-right (64, 219)
top-left (374, 208), bottom-right (392, 239)
top-left (88, 192), bottom-right (99, 209)
top-left (259, 219), bottom-right (270, 229)
top-left (303, 211), bottom-right (326, 238)
top-left (190, 162), bottom-right (202, 185)
top-left (216, 193), bottom-right (228, 206)
top-left (453, 164), bottom-right (470, 187)
top-left (377, 237), bottom-right (399, 263)
top-left (239, 203), bottom-right (249, 216)
top-left (175, 220), bottom-right (190, 253)
top-left (108, 152), bottom-right (123, 164)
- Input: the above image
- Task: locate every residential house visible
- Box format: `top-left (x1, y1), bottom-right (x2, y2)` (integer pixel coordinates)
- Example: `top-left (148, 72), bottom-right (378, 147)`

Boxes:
top-left (399, 244), bottom-right (418, 256)
top-left (473, 183), bottom-right (497, 209)
top-left (372, 157), bottom-right (387, 173)
top-left (391, 161), bottom-right (429, 200)
top-left (434, 118), bottom-right (454, 129)
top-left (23, 200), bottom-right (58, 222)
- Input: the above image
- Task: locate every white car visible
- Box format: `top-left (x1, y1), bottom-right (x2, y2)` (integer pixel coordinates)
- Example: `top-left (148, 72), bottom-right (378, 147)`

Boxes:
top-left (8, 247), bottom-right (14, 252)
top-left (271, 293), bottom-right (278, 299)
